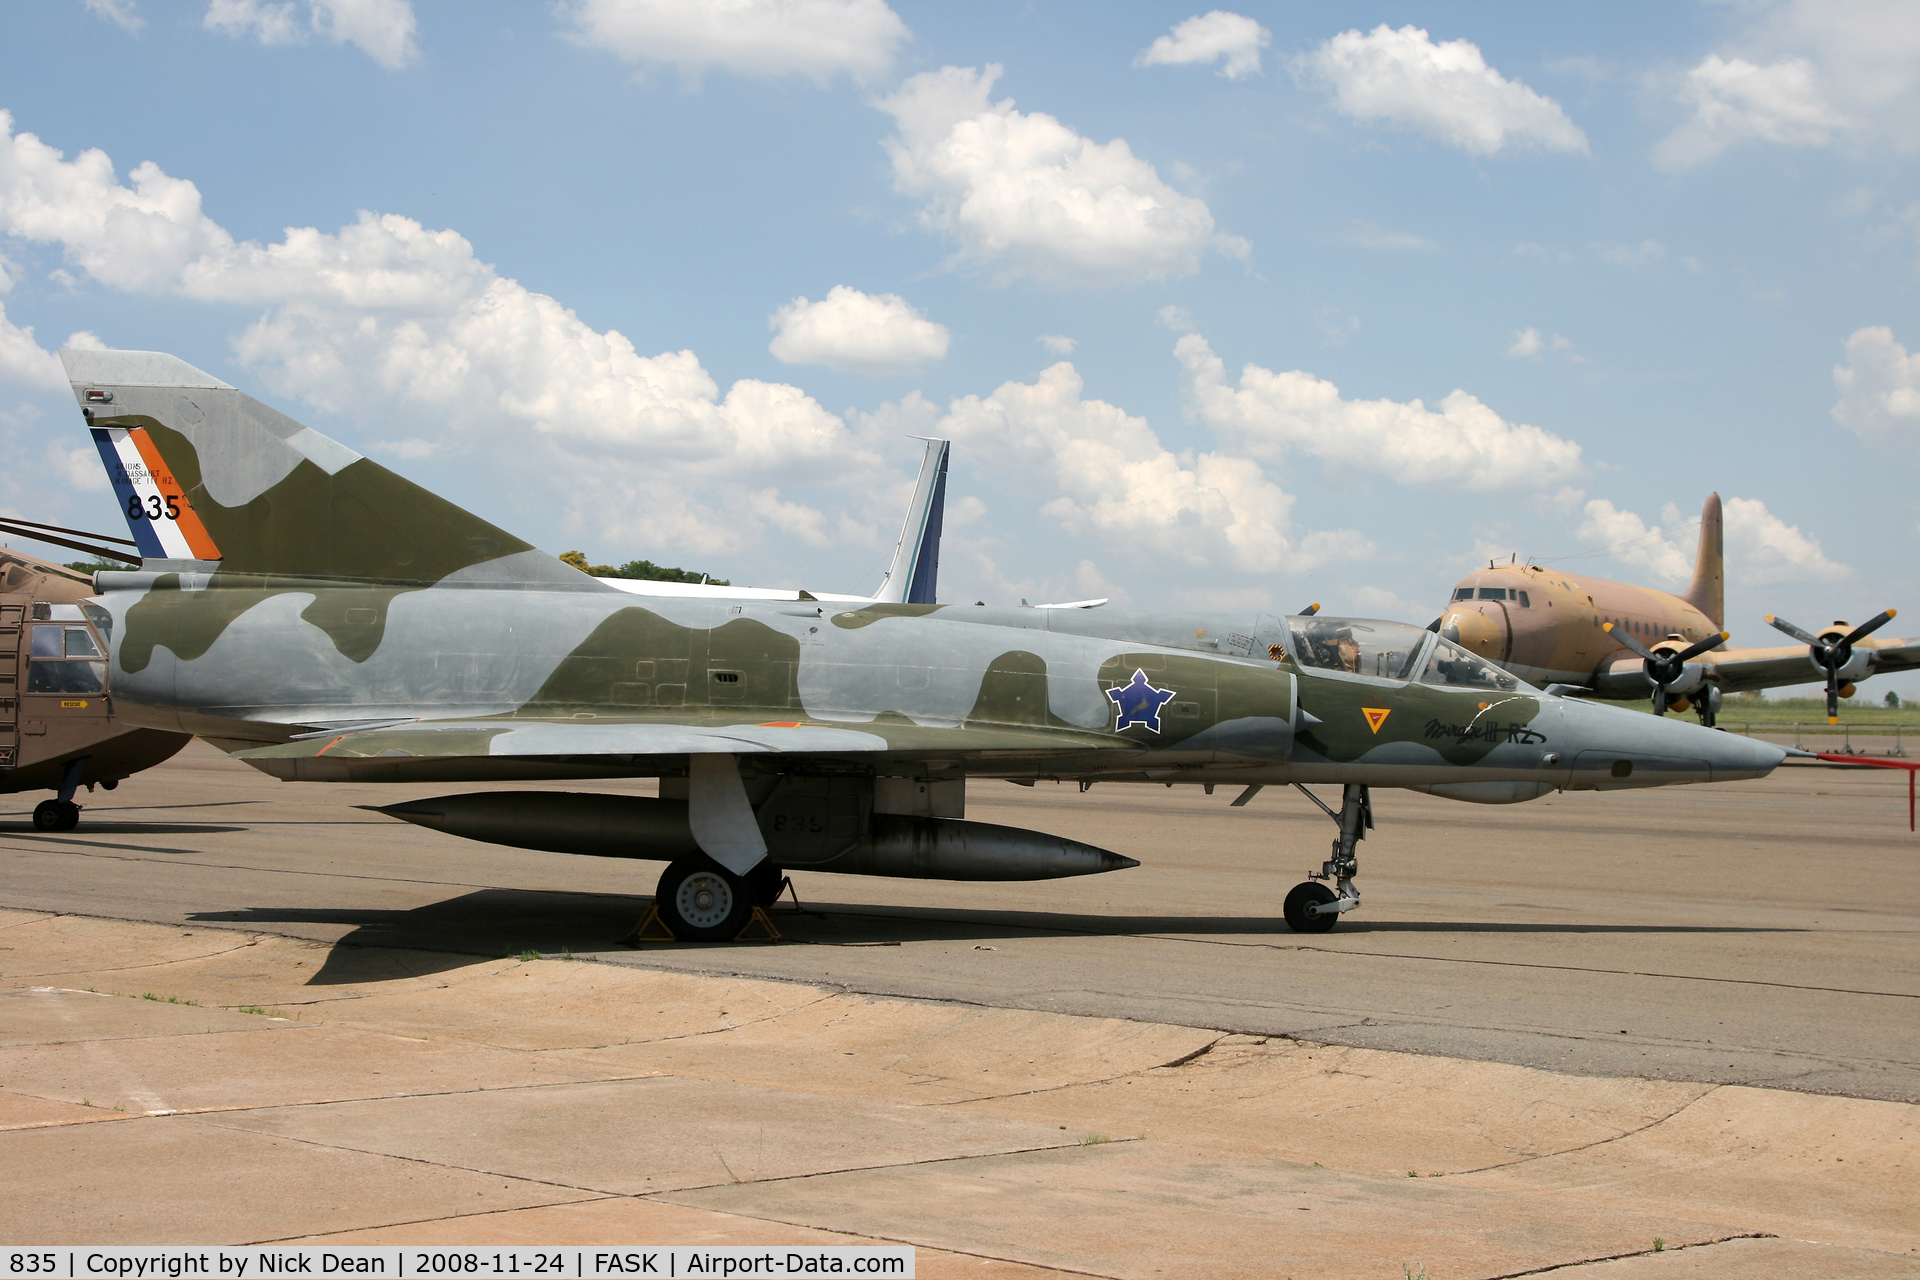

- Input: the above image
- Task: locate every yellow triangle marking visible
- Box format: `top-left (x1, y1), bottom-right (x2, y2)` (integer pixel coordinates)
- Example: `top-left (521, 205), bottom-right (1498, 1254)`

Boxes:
top-left (1362, 707), bottom-right (1391, 734)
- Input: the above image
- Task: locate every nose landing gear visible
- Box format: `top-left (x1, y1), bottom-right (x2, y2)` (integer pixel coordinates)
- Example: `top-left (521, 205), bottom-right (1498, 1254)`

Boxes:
top-left (1283, 783), bottom-right (1369, 934)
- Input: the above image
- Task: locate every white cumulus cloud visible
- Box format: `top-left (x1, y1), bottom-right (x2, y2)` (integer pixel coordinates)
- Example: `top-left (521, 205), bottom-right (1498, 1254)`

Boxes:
top-left (1575, 498), bottom-right (1694, 582)
top-left (1506, 327), bottom-right (1573, 359)
top-left (1577, 496), bottom-right (1847, 585)
top-left (935, 362), bottom-right (1369, 575)
top-left (83, 0), bottom-right (144, 33)
top-left (1663, 1), bottom-right (1920, 160)
top-left (1299, 24), bottom-right (1589, 156)
top-left (1135, 11), bottom-right (1270, 80)
top-left (1654, 56), bottom-right (1851, 169)
top-left (1723, 496), bottom-right (1850, 584)
top-left (876, 65), bottom-right (1245, 286)
top-left (1832, 325), bottom-right (1920, 440)
top-left (205, 0), bottom-right (419, 69)
top-left (1176, 333), bottom-right (1583, 490)
top-left (768, 286), bottom-right (949, 375)
top-left (559, 0), bottom-right (908, 83)
top-left (0, 110), bottom-right (877, 557)
top-left (0, 302), bottom-right (64, 390)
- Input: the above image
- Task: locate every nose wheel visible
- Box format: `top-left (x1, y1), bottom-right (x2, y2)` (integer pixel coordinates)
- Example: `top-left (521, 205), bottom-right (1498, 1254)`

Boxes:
top-left (1284, 783), bottom-right (1369, 933)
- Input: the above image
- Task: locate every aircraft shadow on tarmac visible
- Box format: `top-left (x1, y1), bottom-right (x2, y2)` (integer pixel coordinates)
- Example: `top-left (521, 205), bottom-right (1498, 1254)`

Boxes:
top-left (3, 823), bottom-right (250, 836)
top-left (189, 888), bottom-right (1807, 985)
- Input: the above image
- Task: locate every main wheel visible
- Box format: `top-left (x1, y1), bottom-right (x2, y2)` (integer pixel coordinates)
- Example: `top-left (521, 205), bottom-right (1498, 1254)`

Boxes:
top-left (32, 800), bottom-right (80, 833)
top-left (1283, 881), bottom-right (1339, 934)
top-left (654, 856), bottom-right (752, 942)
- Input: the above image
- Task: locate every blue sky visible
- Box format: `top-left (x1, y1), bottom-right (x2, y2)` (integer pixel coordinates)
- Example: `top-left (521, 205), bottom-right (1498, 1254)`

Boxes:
top-left (3, 0), bottom-right (1918, 699)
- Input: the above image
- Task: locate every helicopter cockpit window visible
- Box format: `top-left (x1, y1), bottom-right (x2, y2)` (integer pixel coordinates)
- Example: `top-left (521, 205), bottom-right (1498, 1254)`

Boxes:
top-left (26, 624), bottom-right (107, 694)
top-left (1288, 618), bottom-right (1429, 680)
top-left (1418, 638), bottom-right (1520, 691)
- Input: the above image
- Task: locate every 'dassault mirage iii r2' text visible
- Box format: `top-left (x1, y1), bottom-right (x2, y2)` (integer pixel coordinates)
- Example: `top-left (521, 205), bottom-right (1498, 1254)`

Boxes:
top-left (63, 350), bottom-right (1785, 935)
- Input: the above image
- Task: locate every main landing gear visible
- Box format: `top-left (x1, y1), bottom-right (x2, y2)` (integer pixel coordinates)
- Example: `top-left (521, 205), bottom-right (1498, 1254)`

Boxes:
top-left (652, 855), bottom-right (787, 941)
top-left (32, 799), bottom-right (80, 832)
top-left (1283, 783), bottom-right (1370, 934)
top-left (31, 758), bottom-right (89, 832)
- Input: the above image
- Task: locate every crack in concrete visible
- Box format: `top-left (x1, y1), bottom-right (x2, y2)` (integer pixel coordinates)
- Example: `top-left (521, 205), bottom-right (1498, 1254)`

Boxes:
top-left (530, 990), bottom-right (844, 1051)
top-left (1443, 1084), bottom-right (1722, 1176)
top-left (171, 1101), bottom-right (1110, 1202)
top-left (1482, 1231), bottom-right (1777, 1278)
top-left (922, 1035), bottom-right (1229, 1107)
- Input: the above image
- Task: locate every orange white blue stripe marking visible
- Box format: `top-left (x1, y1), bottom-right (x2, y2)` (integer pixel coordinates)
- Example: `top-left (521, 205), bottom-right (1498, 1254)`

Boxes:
top-left (90, 426), bottom-right (222, 563)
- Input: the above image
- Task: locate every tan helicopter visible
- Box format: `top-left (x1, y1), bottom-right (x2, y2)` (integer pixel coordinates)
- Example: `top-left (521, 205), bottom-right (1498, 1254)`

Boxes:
top-left (0, 526), bottom-right (190, 830)
top-left (1435, 494), bottom-right (1917, 726)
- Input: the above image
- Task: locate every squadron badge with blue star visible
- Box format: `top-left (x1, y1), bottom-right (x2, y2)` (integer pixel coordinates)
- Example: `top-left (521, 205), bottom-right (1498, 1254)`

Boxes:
top-left (1106, 668), bottom-right (1177, 733)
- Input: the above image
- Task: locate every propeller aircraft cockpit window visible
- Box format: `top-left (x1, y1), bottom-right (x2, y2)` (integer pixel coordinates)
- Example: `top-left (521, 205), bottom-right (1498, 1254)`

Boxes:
top-left (1289, 618), bottom-right (1430, 679)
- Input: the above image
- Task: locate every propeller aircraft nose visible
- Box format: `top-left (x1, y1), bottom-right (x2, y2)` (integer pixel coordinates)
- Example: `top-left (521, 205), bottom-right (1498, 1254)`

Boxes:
top-left (1444, 608), bottom-right (1506, 661)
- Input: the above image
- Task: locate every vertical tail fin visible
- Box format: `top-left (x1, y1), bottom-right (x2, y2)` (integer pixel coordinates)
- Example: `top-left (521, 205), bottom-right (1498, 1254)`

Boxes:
top-left (61, 348), bottom-right (585, 587)
top-left (1680, 492), bottom-right (1724, 628)
top-left (872, 437), bottom-right (948, 605)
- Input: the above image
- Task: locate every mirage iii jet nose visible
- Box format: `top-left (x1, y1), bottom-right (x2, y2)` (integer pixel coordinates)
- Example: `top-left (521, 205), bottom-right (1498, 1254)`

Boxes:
top-left (1556, 697), bottom-right (1786, 790)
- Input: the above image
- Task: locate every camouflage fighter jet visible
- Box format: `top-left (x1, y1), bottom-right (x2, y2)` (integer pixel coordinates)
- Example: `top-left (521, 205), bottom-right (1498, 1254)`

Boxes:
top-left (62, 349), bottom-right (1787, 935)
top-left (1436, 495), bottom-right (1918, 726)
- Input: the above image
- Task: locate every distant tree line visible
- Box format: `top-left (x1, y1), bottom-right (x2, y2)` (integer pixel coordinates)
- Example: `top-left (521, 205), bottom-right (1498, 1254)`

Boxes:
top-left (558, 550), bottom-right (729, 585)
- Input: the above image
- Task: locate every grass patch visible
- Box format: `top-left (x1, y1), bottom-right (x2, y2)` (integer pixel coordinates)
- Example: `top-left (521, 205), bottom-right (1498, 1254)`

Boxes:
top-left (140, 993), bottom-right (198, 1006)
top-left (517, 948), bottom-right (541, 962)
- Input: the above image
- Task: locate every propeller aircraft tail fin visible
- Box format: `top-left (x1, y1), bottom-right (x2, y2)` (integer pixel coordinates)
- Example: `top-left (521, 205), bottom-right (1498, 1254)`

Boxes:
top-left (61, 348), bottom-right (587, 589)
top-left (871, 436), bottom-right (947, 605)
top-left (1680, 491), bottom-right (1724, 630)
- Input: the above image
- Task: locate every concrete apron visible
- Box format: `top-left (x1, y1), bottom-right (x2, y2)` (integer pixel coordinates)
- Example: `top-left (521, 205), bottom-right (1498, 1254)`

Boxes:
top-left (0, 910), bottom-right (1914, 1280)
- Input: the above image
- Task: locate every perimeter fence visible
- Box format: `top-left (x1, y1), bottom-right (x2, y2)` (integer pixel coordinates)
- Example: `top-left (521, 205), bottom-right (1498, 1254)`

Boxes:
top-left (1725, 722), bottom-right (1907, 756)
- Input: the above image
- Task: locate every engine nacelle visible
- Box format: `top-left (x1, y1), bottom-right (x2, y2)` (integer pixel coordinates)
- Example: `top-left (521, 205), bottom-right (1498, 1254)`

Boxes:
top-left (1816, 645), bottom-right (1873, 681)
top-left (1650, 657), bottom-right (1707, 696)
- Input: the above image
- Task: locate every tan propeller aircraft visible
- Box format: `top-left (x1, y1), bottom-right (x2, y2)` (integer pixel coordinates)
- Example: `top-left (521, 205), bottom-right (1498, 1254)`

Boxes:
top-left (1434, 494), bottom-right (1918, 726)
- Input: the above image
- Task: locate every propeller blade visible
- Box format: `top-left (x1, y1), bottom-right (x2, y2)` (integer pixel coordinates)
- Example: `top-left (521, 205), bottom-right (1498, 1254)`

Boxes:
top-left (1603, 622), bottom-right (1657, 662)
top-left (1766, 614), bottom-right (1822, 647)
top-left (1299, 603), bottom-right (1320, 617)
top-left (1827, 670), bottom-right (1841, 725)
top-left (1675, 630), bottom-right (1730, 664)
top-left (1843, 608), bottom-right (1897, 648)
top-left (1652, 684), bottom-right (1668, 716)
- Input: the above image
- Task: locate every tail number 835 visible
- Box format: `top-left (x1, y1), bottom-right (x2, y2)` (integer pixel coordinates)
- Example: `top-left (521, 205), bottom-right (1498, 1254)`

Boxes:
top-left (128, 493), bottom-right (181, 521)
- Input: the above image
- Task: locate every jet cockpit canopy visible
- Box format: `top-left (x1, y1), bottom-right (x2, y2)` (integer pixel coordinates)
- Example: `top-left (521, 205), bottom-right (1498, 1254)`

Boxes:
top-left (1288, 615), bottom-right (1526, 693)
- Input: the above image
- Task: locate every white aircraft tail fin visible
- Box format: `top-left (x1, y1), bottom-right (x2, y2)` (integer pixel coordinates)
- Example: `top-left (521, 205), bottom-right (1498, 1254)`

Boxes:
top-left (872, 437), bottom-right (948, 605)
